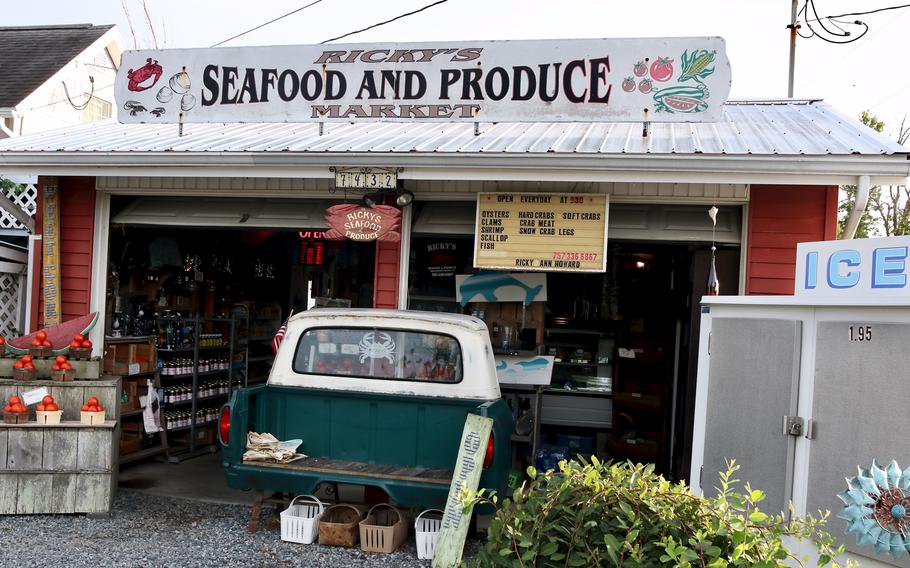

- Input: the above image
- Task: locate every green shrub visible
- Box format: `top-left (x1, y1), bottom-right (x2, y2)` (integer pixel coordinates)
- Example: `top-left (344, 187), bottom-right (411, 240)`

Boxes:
top-left (467, 458), bottom-right (852, 567)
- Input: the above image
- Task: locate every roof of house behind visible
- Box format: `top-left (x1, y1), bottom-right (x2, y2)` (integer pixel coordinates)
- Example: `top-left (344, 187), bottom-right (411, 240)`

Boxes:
top-left (0, 24), bottom-right (114, 108)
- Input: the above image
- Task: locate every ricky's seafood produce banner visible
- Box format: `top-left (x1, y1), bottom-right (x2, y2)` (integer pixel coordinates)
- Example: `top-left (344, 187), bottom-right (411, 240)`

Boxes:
top-left (115, 37), bottom-right (730, 124)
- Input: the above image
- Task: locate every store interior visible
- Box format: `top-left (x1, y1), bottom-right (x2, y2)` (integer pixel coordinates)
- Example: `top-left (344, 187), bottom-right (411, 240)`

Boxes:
top-left (106, 197), bottom-right (740, 483)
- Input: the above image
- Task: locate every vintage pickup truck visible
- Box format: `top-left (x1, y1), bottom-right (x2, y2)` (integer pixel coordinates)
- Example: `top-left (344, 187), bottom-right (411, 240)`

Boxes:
top-left (219, 309), bottom-right (512, 510)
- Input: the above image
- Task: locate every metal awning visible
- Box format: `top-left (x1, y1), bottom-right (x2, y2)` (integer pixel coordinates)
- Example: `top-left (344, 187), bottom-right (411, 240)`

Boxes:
top-left (1, 100), bottom-right (907, 185)
top-left (111, 197), bottom-right (332, 228)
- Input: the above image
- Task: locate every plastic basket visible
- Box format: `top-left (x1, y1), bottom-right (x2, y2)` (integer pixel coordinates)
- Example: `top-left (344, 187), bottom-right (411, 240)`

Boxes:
top-left (415, 509), bottom-right (444, 560)
top-left (318, 504), bottom-right (366, 547)
top-left (359, 504), bottom-right (407, 554)
top-left (280, 495), bottom-right (324, 544)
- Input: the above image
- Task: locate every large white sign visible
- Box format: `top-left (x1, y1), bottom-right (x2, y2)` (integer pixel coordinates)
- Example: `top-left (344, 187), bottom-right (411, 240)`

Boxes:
top-left (115, 37), bottom-right (730, 124)
top-left (795, 236), bottom-right (910, 300)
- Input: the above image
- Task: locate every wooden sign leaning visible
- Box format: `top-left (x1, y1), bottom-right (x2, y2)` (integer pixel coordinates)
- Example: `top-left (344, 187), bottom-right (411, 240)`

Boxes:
top-left (432, 413), bottom-right (494, 568)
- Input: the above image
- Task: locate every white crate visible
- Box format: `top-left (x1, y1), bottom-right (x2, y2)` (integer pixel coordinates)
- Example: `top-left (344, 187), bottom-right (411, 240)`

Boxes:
top-left (280, 495), bottom-right (324, 544)
top-left (415, 509), bottom-right (443, 560)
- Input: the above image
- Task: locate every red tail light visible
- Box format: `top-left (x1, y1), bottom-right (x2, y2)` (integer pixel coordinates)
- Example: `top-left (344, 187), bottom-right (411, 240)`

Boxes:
top-left (483, 432), bottom-right (494, 469)
top-left (219, 406), bottom-right (231, 444)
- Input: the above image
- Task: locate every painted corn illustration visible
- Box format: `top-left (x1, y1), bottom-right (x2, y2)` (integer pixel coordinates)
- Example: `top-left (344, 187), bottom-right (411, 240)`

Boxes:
top-left (677, 49), bottom-right (717, 86)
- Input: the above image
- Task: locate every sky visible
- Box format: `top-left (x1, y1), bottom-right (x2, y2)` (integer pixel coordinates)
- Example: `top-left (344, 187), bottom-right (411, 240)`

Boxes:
top-left (4, 0), bottom-right (910, 142)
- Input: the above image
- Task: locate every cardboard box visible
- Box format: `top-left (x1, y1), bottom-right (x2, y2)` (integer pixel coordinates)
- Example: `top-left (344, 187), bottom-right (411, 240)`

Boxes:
top-left (103, 342), bottom-right (156, 376)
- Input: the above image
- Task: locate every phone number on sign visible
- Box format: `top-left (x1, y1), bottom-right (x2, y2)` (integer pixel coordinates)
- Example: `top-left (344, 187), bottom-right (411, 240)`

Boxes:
top-left (552, 252), bottom-right (597, 261)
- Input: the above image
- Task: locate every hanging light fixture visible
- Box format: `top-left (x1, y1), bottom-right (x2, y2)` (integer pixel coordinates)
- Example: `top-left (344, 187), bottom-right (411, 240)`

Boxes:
top-left (707, 205), bottom-right (720, 296)
top-left (395, 189), bottom-right (415, 207)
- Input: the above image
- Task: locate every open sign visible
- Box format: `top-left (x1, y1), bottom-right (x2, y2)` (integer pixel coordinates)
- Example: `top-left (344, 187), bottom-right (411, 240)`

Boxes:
top-left (795, 236), bottom-right (910, 299)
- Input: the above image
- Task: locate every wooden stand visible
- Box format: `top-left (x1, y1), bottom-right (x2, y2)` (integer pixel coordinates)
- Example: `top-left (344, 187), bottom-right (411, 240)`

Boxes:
top-left (0, 377), bottom-right (121, 515)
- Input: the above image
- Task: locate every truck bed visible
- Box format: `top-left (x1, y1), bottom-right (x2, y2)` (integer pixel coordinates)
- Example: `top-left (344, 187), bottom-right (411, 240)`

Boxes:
top-left (221, 384), bottom-right (511, 508)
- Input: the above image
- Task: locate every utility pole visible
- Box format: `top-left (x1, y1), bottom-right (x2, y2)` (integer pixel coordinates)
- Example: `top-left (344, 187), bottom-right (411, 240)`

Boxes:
top-left (788, 0), bottom-right (798, 97)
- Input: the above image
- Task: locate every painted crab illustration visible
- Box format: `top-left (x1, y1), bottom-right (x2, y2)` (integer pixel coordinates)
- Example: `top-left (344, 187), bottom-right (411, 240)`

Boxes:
top-left (127, 58), bottom-right (163, 92)
top-left (837, 460), bottom-right (910, 559)
top-left (358, 332), bottom-right (396, 364)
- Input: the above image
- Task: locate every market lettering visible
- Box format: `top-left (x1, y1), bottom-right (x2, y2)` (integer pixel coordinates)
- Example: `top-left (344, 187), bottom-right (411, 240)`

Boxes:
top-left (310, 104), bottom-right (480, 119)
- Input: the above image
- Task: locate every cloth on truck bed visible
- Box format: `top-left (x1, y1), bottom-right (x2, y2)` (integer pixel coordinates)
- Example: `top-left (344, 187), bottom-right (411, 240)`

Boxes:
top-left (242, 432), bottom-right (307, 464)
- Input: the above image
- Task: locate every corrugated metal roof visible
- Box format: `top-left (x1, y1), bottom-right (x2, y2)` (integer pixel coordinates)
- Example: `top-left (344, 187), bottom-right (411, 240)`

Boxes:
top-left (0, 99), bottom-right (906, 156)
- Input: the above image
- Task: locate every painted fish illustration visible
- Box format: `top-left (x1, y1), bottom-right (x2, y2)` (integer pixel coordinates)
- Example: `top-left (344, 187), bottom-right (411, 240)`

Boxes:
top-left (496, 360), bottom-right (507, 371)
top-left (458, 271), bottom-right (544, 306)
top-left (514, 358), bottom-right (550, 368)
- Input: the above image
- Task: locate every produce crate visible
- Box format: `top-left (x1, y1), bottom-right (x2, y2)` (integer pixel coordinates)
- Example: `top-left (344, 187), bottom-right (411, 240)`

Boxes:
top-left (359, 504), bottom-right (408, 554)
top-left (280, 495), bottom-right (324, 544)
top-left (103, 340), bottom-right (156, 376)
top-left (318, 504), bottom-right (366, 547)
top-left (0, 358), bottom-right (102, 380)
top-left (415, 509), bottom-right (443, 560)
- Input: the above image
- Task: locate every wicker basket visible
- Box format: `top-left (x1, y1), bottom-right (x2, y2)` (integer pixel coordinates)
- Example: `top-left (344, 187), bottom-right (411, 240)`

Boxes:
top-left (50, 369), bottom-right (76, 382)
top-left (415, 509), bottom-right (444, 560)
top-left (3, 411), bottom-right (28, 424)
top-left (80, 410), bottom-right (106, 425)
top-left (12, 367), bottom-right (37, 381)
top-left (29, 346), bottom-right (53, 358)
top-left (359, 504), bottom-right (408, 554)
top-left (280, 495), bottom-right (324, 545)
top-left (35, 410), bottom-right (63, 425)
top-left (318, 504), bottom-right (366, 547)
top-left (69, 347), bottom-right (92, 360)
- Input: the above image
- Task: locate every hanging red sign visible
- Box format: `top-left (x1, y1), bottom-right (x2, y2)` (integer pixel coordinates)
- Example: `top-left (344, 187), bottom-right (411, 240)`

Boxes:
top-left (324, 204), bottom-right (401, 242)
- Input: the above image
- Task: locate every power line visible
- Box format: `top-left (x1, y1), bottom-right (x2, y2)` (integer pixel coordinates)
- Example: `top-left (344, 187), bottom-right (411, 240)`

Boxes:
top-left (320, 0), bottom-right (450, 44)
top-left (211, 0), bottom-right (325, 48)
top-left (806, 2), bottom-right (910, 22)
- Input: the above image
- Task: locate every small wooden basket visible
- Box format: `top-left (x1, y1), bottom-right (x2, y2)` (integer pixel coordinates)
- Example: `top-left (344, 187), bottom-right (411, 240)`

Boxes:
top-left (50, 369), bottom-right (76, 382)
top-left (359, 504), bottom-right (408, 554)
top-left (80, 410), bottom-right (106, 425)
top-left (29, 346), bottom-right (53, 358)
top-left (3, 411), bottom-right (28, 424)
top-left (69, 347), bottom-right (92, 360)
top-left (318, 504), bottom-right (366, 547)
top-left (35, 410), bottom-right (63, 425)
top-left (12, 367), bottom-right (37, 381)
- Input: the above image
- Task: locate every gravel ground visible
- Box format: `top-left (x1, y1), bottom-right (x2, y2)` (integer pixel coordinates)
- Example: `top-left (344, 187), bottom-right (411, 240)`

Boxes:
top-left (0, 491), bottom-right (481, 568)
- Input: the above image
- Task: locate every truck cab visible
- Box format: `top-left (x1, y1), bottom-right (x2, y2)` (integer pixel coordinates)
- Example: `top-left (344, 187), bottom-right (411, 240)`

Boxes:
top-left (219, 309), bottom-right (512, 508)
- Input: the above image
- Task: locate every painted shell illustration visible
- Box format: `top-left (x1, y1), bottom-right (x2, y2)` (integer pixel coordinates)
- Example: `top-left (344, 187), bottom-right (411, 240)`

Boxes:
top-left (181, 94), bottom-right (196, 111)
top-left (156, 86), bottom-right (173, 103)
top-left (169, 72), bottom-right (191, 95)
top-left (837, 460), bottom-right (910, 559)
top-left (126, 58), bottom-right (163, 92)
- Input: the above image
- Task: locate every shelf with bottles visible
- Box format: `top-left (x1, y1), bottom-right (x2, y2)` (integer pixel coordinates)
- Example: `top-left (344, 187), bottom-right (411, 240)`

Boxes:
top-left (158, 356), bottom-right (232, 377)
top-left (160, 379), bottom-right (240, 406)
top-left (163, 407), bottom-right (221, 431)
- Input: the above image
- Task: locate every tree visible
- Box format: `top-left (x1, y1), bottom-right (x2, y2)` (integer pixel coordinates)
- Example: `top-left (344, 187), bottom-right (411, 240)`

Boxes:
top-left (837, 112), bottom-right (910, 238)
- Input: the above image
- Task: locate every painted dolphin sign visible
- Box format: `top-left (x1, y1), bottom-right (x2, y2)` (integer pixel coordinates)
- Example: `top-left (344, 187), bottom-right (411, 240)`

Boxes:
top-left (456, 272), bottom-right (547, 306)
top-left (795, 236), bottom-right (910, 301)
top-left (494, 355), bottom-right (555, 385)
top-left (115, 37), bottom-right (730, 124)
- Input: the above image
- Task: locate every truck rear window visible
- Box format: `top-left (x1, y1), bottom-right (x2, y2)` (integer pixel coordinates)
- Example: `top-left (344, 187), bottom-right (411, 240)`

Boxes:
top-left (292, 327), bottom-right (463, 383)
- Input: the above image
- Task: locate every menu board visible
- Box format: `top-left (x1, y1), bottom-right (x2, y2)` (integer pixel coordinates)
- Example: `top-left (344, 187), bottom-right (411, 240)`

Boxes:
top-left (473, 193), bottom-right (608, 272)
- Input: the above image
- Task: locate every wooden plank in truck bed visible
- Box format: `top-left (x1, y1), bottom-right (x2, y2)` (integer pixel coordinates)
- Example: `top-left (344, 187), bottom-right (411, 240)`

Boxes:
top-left (250, 457), bottom-right (453, 485)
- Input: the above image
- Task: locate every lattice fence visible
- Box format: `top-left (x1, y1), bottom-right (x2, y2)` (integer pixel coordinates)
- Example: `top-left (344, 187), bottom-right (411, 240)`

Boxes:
top-left (0, 272), bottom-right (22, 337)
top-left (1, 182), bottom-right (37, 230)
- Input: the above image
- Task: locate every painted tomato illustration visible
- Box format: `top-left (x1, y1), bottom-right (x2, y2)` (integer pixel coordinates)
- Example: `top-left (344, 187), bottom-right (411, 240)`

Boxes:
top-left (622, 77), bottom-right (636, 92)
top-left (633, 60), bottom-right (647, 77)
top-left (650, 57), bottom-right (674, 82)
top-left (638, 78), bottom-right (653, 94)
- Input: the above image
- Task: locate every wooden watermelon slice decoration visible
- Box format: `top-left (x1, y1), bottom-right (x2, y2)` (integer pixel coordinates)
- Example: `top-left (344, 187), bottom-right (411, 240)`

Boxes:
top-left (6, 312), bottom-right (99, 356)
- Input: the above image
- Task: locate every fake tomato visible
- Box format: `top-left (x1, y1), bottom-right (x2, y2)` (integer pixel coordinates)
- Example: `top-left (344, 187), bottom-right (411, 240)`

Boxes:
top-left (87, 396), bottom-right (99, 406)
top-left (46, 403), bottom-right (59, 412)
top-left (36, 330), bottom-right (47, 342)
top-left (74, 334), bottom-right (85, 342)
top-left (9, 396), bottom-right (21, 406)
top-left (42, 395), bottom-right (54, 406)
top-left (37, 404), bottom-right (45, 411)
top-left (55, 355), bottom-right (67, 365)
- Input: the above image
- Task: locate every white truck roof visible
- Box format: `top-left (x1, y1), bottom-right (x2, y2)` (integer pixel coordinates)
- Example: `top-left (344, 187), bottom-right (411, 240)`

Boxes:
top-left (268, 309), bottom-right (501, 400)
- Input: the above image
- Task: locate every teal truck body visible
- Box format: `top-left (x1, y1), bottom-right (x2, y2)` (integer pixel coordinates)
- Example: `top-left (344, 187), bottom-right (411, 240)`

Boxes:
top-left (219, 309), bottom-right (512, 509)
